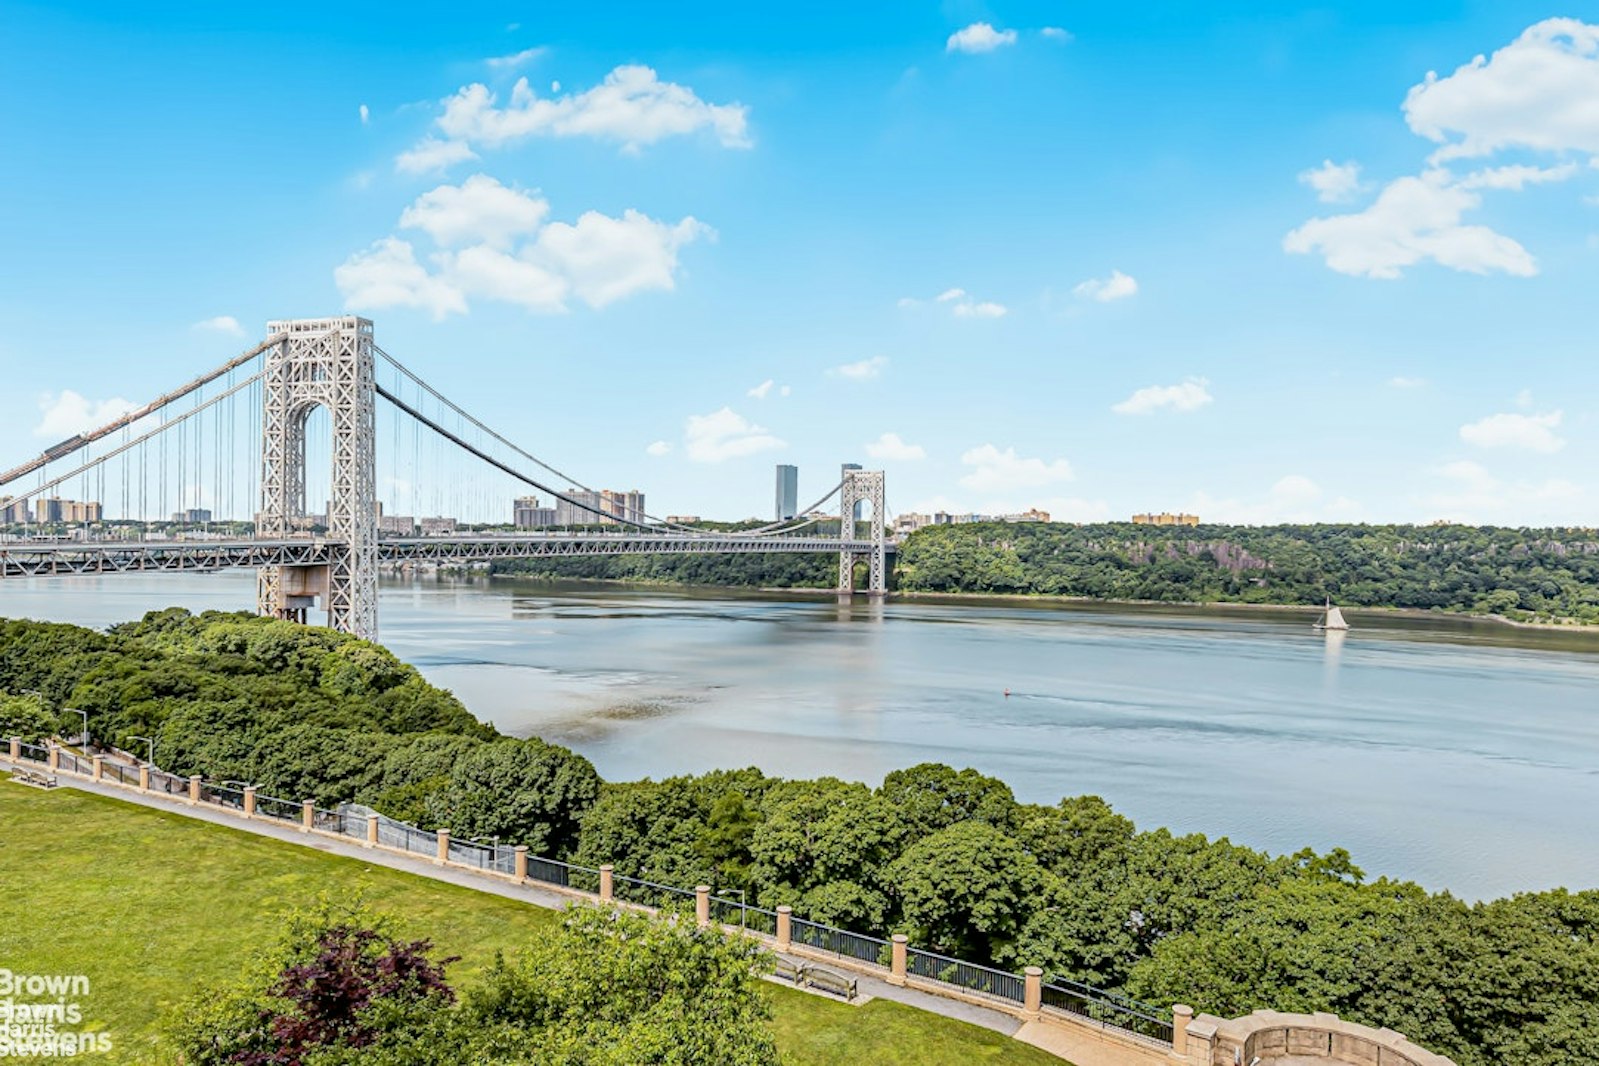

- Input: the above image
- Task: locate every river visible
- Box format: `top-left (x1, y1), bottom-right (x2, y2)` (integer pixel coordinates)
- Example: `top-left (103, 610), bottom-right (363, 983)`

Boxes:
top-left (5, 570), bottom-right (1597, 900)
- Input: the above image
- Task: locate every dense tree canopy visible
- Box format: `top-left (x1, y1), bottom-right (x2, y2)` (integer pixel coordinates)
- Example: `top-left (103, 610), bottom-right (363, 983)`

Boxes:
top-left (5, 610), bottom-right (1597, 1065)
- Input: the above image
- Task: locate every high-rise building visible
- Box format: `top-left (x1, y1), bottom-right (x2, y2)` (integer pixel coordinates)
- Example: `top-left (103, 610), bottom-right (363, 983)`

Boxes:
top-left (513, 496), bottom-right (557, 528)
top-left (555, 488), bottom-right (644, 526)
top-left (170, 508), bottom-right (213, 524)
top-left (841, 463), bottom-right (863, 523)
top-left (32, 497), bottom-right (102, 524)
top-left (775, 464), bottom-right (798, 520)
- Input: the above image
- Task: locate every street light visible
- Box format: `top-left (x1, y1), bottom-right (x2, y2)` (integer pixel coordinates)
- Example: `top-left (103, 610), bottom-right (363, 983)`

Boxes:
top-left (65, 707), bottom-right (89, 751)
top-left (129, 735), bottom-right (155, 767)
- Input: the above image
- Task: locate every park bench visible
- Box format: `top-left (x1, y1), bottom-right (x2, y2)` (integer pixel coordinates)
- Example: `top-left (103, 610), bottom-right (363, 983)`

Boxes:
top-left (9, 768), bottom-right (58, 789)
top-left (772, 959), bottom-right (804, 984)
top-left (802, 965), bottom-right (857, 1002)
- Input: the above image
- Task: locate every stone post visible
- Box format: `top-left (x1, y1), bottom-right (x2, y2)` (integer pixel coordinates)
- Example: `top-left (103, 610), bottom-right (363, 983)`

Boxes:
top-left (436, 828), bottom-right (450, 865)
top-left (8, 737), bottom-right (18, 761)
top-left (695, 885), bottom-right (711, 927)
top-left (1173, 1004), bottom-right (1193, 1055)
top-left (92, 756), bottom-right (104, 782)
top-left (1024, 967), bottom-right (1043, 1018)
top-left (889, 934), bottom-right (908, 986)
top-left (47, 743), bottom-right (60, 772)
top-left (599, 864), bottom-right (614, 902)
top-left (243, 786), bottom-right (257, 819)
top-left (138, 764), bottom-right (150, 792)
top-left (302, 800), bottom-right (315, 832)
top-left (366, 813), bottom-right (379, 847)
top-left (776, 905), bottom-right (792, 951)
top-left (188, 775), bottom-right (201, 804)
top-left (514, 845), bottom-right (528, 880)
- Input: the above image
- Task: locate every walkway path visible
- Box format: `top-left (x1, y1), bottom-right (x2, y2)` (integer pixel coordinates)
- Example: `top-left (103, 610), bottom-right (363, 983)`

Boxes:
top-left (4, 760), bottom-right (1037, 1047)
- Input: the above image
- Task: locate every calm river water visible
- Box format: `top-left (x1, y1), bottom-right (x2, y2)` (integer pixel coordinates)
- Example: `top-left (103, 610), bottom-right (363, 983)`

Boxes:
top-left (5, 571), bottom-right (1598, 900)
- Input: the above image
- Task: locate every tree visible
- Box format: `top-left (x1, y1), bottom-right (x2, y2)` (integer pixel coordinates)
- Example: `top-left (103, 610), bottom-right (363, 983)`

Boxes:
top-left (879, 762), bottom-right (1017, 839)
top-left (426, 738), bottom-right (600, 856)
top-left (890, 820), bottom-right (1047, 959)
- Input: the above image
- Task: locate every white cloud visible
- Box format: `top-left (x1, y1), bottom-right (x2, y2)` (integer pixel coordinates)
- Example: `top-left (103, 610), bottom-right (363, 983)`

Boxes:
top-left (35, 391), bottom-right (137, 438)
top-left (935, 287), bottom-right (966, 302)
top-left (683, 408), bottom-right (784, 463)
top-left (748, 379), bottom-right (775, 400)
top-left (1283, 169), bottom-right (1537, 278)
top-left (865, 432), bottom-right (926, 461)
top-left (1040, 27), bottom-right (1073, 42)
top-left (1457, 163), bottom-right (1578, 190)
top-left (1388, 376), bottom-right (1427, 388)
top-left (1459, 410), bottom-right (1565, 452)
top-left (1187, 475), bottom-right (1365, 524)
top-left (399, 174), bottom-right (548, 247)
top-left (831, 356), bottom-right (887, 380)
top-left (1422, 460), bottom-right (1584, 524)
top-left (646, 440), bottom-right (672, 457)
top-left (953, 300), bottom-right (1007, 318)
top-left (191, 315), bottom-right (244, 337)
top-left (338, 178), bottom-right (709, 316)
top-left (1112, 377), bottom-right (1214, 415)
top-left (1073, 269), bottom-right (1138, 302)
top-left (486, 46), bottom-right (545, 71)
top-left (958, 444), bottom-right (1074, 492)
top-left (430, 66), bottom-right (750, 156)
top-left (1299, 160), bottom-right (1363, 203)
top-left (395, 137), bottom-right (479, 175)
top-left (335, 237), bottom-right (469, 320)
top-left (359, 104), bottom-right (370, 125)
top-left (1403, 19), bottom-right (1599, 160)
top-left (947, 23), bottom-right (1018, 54)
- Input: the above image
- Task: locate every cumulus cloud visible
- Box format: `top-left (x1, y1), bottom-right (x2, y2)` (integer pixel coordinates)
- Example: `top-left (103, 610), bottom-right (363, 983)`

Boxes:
top-left (1040, 27), bottom-right (1073, 42)
top-left (865, 432), bottom-right (926, 461)
top-left (683, 408), bottom-right (784, 462)
top-left (947, 23), bottom-right (1018, 54)
top-left (1073, 270), bottom-right (1138, 302)
top-left (486, 46), bottom-right (545, 71)
top-left (1284, 169), bottom-right (1537, 278)
top-left (337, 176), bottom-right (709, 318)
top-left (1422, 460), bottom-right (1584, 525)
top-left (1112, 377), bottom-right (1214, 415)
top-left (359, 104), bottom-right (370, 125)
top-left (646, 440), bottom-right (672, 456)
top-left (1287, 19), bottom-right (1599, 279)
top-left (935, 288), bottom-right (966, 302)
top-left (406, 65), bottom-right (749, 169)
top-left (958, 444), bottom-right (1074, 493)
top-left (1403, 19), bottom-right (1599, 160)
top-left (35, 391), bottom-right (137, 438)
top-left (192, 315), bottom-right (244, 336)
top-left (395, 137), bottom-right (480, 175)
top-left (1459, 410), bottom-right (1565, 452)
top-left (905, 287), bottom-right (1007, 317)
top-left (831, 356), bottom-right (887, 380)
top-left (1300, 160), bottom-right (1364, 203)
top-left (748, 379), bottom-right (775, 400)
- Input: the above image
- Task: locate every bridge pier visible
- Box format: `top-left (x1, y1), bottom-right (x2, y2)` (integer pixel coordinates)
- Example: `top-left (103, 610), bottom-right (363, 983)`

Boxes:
top-left (837, 470), bottom-right (887, 596)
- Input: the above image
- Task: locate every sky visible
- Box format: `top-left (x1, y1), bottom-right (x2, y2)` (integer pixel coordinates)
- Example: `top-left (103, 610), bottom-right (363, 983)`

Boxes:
top-left (2, 2), bottom-right (1597, 526)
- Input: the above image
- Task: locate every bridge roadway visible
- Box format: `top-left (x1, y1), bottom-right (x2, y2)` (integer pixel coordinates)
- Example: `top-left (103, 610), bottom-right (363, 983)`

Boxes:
top-left (0, 532), bottom-right (895, 579)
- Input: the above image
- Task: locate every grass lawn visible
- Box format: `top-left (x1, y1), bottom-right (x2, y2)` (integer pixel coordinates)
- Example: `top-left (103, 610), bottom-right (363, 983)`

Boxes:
top-left (0, 785), bottom-right (1066, 1065)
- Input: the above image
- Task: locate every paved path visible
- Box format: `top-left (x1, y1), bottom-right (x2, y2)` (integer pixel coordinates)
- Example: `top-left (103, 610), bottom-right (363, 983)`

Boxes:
top-left (5, 761), bottom-right (1036, 1047)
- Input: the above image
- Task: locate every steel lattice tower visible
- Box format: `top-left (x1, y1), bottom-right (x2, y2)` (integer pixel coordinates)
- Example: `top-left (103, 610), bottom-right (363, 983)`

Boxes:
top-left (838, 469), bottom-right (887, 595)
top-left (255, 317), bottom-right (378, 638)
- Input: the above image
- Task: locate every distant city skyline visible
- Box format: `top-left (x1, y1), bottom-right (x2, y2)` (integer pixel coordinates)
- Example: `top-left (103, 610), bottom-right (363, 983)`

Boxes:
top-left (2, 5), bottom-right (1596, 526)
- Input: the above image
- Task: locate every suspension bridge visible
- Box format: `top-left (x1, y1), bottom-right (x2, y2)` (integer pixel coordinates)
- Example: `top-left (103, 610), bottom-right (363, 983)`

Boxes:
top-left (0, 317), bottom-right (892, 638)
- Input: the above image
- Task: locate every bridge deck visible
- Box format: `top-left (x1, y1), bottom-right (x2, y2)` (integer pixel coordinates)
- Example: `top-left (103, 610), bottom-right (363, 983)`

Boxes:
top-left (0, 533), bottom-right (894, 579)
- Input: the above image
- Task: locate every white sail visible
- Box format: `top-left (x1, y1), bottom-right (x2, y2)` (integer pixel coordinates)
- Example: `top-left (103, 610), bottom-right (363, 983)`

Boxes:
top-left (1323, 606), bottom-right (1349, 630)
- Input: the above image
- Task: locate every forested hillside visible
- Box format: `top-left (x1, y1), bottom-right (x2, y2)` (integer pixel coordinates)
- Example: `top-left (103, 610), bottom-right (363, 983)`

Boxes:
top-left (3, 610), bottom-right (1597, 1063)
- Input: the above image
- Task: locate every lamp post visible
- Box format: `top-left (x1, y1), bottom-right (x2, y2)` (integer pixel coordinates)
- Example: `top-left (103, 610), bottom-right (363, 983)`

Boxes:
top-left (65, 708), bottom-right (89, 751)
top-left (129, 735), bottom-right (155, 767)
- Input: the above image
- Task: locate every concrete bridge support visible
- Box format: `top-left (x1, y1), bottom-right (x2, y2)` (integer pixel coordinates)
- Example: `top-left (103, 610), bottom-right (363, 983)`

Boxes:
top-left (837, 469), bottom-right (887, 596)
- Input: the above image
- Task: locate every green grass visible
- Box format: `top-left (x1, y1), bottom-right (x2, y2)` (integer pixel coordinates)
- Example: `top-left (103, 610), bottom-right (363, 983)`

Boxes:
top-left (0, 785), bottom-right (1065, 1065)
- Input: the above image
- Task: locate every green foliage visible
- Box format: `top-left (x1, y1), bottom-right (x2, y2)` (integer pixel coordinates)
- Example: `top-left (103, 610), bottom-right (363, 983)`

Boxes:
top-left (896, 521), bottom-right (1599, 622)
top-left (0, 691), bottom-right (56, 742)
top-left (425, 737), bottom-right (600, 856)
top-left (889, 821), bottom-right (1046, 958)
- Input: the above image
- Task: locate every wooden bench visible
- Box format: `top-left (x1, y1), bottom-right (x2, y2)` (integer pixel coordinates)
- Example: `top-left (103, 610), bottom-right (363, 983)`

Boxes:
top-left (772, 959), bottom-right (804, 984)
top-left (803, 965), bottom-right (857, 1001)
top-left (9, 768), bottom-right (58, 789)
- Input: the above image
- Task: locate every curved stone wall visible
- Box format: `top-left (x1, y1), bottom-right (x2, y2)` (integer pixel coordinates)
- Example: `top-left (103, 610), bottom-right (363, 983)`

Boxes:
top-left (1178, 1008), bottom-right (1458, 1066)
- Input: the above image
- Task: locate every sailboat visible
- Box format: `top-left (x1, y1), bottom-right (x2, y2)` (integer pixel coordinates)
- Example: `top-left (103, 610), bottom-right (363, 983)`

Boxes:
top-left (1313, 597), bottom-right (1349, 631)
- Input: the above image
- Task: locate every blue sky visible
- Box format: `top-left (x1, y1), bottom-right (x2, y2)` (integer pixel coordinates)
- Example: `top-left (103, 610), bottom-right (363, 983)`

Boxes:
top-left (3, 2), bottom-right (1597, 525)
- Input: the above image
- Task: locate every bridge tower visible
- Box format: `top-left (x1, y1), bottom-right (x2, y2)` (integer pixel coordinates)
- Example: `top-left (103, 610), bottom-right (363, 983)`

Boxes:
top-left (838, 469), bottom-right (887, 596)
top-left (256, 317), bottom-right (378, 639)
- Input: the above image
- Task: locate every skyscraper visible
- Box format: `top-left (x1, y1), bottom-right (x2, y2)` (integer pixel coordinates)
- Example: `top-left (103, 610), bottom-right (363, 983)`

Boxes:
top-left (775, 464), bottom-right (798, 520)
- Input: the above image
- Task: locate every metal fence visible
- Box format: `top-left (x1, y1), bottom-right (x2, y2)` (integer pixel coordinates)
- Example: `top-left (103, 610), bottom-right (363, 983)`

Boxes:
top-left (1042, 977), bottom-right (1174, 1046)
top-left (907, 948), bottom-right (1025, 1003)
top-left (55, 750), bottom-right (91, 775)
top-left (788, 918), bottom-right (890, 966)
top-left (149, 769), bottom-right (188, 796)
top-left (101, 761), bottom-right (140, 787)
top-left (709, 896), bottom-right (778, 936)
top-left (611, 874), bottom-right (699, 911)
top-left (16, 742), bottom-right (48, 764)
top-left (202, 784), bottom-right (246, 810)
top-left (526, 856), bottom-right (602, 894)
top-left (254, 794), bottom-right (303, 823)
